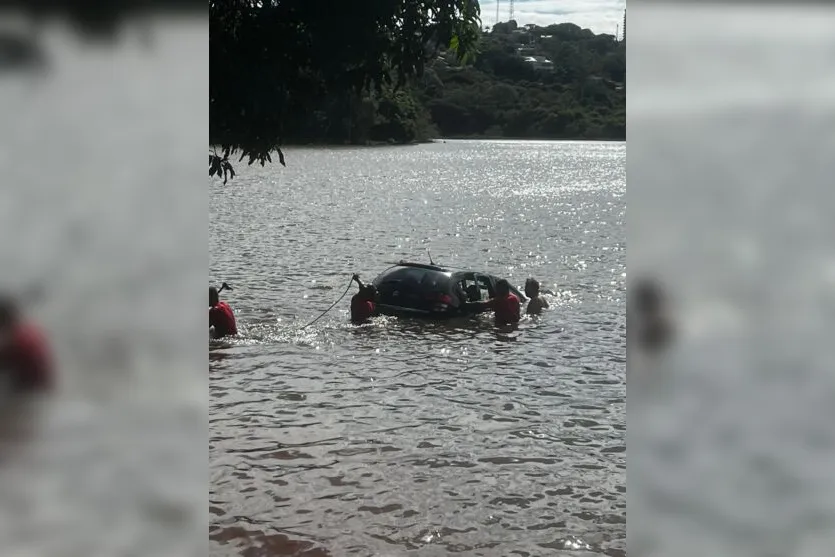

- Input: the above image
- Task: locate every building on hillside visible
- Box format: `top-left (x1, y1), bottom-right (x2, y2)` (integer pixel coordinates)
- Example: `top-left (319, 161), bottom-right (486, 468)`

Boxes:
top-left (523, 55), bottom-right (553, 71)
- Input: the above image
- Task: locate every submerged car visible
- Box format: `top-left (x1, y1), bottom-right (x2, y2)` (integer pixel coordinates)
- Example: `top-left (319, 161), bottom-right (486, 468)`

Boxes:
top-left (370, 261), bottom-right (526, 318)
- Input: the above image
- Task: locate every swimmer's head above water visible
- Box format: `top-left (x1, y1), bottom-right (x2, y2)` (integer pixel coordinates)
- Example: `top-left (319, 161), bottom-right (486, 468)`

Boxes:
top-left (524, 278), bottom-right (541, 298)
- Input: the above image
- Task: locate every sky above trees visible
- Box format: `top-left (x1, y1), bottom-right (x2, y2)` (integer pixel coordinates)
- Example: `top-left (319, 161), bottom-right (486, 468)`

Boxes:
top-left (482, 0), bottom-right (625, 36)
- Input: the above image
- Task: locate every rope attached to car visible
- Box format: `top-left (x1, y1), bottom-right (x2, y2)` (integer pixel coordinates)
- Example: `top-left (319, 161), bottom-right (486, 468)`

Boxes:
top-left (300, 275), bottom-right (355, 330)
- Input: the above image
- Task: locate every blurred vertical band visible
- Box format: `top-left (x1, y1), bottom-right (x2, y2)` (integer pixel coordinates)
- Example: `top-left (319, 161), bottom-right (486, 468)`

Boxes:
top-left (0, 3), bottom-right (206, 556)
top-left (629, 2), bottom-right (835, 556)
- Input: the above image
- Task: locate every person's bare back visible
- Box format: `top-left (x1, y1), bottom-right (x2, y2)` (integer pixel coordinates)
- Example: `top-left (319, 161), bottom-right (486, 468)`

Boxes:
top-left (526, 295), bottom-right (549, 315)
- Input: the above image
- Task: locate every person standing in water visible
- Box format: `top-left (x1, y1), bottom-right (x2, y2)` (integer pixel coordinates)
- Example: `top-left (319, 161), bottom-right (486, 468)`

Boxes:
top-left (468, 279), bottom-right (521, 325)
top-left (524, 278), bottom-right (550, 315)
top-left (0, 296), bottom-right (53, 393)
top-left (350, 274), bottom-right (377, 323)
top-left (210, 285), bottom-right (238, 339)
top-left (628, 278), bottom-right (673, 355)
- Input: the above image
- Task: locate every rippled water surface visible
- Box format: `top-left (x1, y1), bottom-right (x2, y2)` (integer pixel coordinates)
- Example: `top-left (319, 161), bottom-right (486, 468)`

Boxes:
top-left (629, 5), bottom-right (835, 557)
top-left (210, 140), bottom-right (625, 556)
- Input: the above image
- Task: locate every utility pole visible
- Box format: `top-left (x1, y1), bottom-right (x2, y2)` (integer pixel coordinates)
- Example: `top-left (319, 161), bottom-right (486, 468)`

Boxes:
top-left (509, 0), bottom-right (515, 21)
top-left (623, 9), bottom-right (626, 42)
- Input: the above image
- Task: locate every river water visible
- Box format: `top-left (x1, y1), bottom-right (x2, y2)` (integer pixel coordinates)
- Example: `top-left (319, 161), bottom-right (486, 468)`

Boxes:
top-left (209, 140), bottom-right (626, 556)
top-left (628, 5), bottom-right (835, 557)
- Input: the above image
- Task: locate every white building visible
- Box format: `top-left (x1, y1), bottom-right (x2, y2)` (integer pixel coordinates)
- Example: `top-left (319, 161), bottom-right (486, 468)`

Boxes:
top-left (523, 55), bottom-right (553, 71)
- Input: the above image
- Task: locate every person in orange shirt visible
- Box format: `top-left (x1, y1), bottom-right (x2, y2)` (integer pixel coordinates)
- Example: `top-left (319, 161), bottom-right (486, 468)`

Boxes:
top-left (467, 279), bottom-right (521, 325)
top-left (349, 274), bottom-right (377, 323)
top-left (0, 297), bottom-right (53, 393)
top-left (210, 284), bottom-right (238, 339)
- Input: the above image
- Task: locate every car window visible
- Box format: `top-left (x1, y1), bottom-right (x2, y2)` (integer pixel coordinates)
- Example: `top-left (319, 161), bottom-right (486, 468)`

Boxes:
top-left (448, 273), bottom-right (478, 301)
top-left (476, 275), bottom-right (494, 299)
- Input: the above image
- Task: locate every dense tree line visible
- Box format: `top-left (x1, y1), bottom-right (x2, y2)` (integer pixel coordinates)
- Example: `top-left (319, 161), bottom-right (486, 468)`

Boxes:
top-left (209, 0), bottom-right (481, 182)
top-left (430, 21), bottom-right (625, 140)
top-left (279, 20), bottom-right (625, 146)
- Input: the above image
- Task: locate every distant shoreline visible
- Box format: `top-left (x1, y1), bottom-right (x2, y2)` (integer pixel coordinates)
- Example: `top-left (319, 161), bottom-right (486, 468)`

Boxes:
top-left (436, 136), bottom-right (626, 143)
top-left (211, 136), bottom-right (625, 153)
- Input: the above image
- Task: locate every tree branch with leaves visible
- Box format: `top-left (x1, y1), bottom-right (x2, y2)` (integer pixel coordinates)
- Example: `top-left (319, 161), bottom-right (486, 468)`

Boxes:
top-left (209, 0), bottom-right (481, 183)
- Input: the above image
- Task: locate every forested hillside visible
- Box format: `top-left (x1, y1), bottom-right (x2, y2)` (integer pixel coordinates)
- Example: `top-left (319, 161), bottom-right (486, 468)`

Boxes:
top-left (281, 20), bottom-right (625, 144)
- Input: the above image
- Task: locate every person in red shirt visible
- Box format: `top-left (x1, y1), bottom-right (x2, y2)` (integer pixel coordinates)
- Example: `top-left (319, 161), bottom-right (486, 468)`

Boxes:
top-left (0, 297), bottom-right (53, 393)
top-left (350, 274), bottom-right (377, 323)
top-left (468, 279), bottom-right (521, 325)
top-left (210, 286), bottom-right (238, 339)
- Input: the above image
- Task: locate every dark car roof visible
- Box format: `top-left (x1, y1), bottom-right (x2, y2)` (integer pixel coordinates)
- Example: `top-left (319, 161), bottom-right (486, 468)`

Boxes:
top-left (372, 262), bottom-right (526, 299)
top-left (373, 264), bottom-right (453, 285)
